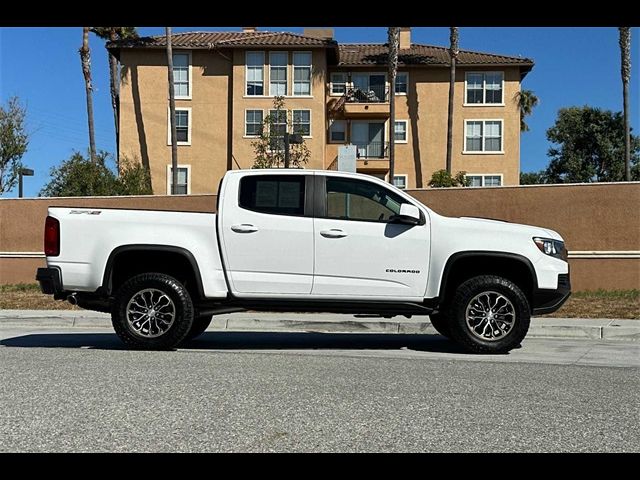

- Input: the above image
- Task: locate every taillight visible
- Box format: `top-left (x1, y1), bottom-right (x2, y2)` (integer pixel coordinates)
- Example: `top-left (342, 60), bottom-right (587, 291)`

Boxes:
top-left (44, 216), bottom-right (60, 257)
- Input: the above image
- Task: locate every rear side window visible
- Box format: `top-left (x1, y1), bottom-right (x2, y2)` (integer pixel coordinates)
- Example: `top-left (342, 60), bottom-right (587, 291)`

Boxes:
top-left (239, 175), bottom-right (306, 216)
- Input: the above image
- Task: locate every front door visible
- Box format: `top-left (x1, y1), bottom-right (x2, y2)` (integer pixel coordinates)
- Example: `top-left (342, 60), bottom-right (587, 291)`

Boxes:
top-left (312, 175), bottom-right (430, 300)
top-left (219, 173), bottom-right (314, 295)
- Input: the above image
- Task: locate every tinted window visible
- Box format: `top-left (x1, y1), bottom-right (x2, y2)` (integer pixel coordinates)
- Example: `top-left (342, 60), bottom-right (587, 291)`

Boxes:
top-left (239, 175), bottom-right (305, 216)
top-left (326, 177), bottom-right (405, 223)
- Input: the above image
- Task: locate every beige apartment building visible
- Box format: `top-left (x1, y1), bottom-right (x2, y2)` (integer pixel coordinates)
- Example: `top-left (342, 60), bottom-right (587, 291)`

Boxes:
top-left (108, 27), bottom-right (534, 194)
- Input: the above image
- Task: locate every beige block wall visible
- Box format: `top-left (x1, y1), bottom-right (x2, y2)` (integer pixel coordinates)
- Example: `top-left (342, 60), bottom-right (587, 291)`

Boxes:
top-left (119, 49), bottom-right (232, 195)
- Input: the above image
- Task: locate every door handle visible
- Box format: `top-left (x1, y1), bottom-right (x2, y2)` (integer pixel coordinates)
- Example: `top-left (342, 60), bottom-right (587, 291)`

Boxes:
top-left (231, 224), bottom-right (258, 233)
top-left (320, 229), bottom-right (347, 238)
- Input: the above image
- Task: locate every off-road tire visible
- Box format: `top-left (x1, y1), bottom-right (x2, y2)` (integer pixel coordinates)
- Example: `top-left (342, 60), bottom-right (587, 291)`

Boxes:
top-left (429, 312), bottom-right (452, 339)
top-left (186, 315), bottom-right (213, 341)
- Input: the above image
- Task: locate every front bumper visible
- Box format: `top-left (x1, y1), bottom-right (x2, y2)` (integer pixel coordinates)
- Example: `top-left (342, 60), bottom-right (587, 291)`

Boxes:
top-left (531, 273), bottom-right (571, 315)
top-left (36, 267), bottom-right (64, 295)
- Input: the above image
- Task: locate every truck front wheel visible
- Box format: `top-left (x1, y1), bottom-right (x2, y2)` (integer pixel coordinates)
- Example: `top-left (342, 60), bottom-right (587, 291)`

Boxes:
top-left (448, 275), bottom-right (530, 354)
top-left (112, 273), bottom-right (194, 350)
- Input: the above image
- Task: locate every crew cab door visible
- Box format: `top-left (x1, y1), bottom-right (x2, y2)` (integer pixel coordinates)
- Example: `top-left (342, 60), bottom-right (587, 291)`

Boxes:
top-left (312, 175), bottom-right (429, 299)
top-left (219, 173), bottom-right (314, 295)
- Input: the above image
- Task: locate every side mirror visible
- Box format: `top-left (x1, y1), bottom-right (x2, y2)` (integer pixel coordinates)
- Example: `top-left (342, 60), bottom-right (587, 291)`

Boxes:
top-left (394, 203), bottom-right (421, 225)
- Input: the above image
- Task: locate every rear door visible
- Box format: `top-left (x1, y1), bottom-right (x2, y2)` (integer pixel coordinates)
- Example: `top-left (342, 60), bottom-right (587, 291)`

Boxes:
top-left (219, 173), bottom-right (314, 295)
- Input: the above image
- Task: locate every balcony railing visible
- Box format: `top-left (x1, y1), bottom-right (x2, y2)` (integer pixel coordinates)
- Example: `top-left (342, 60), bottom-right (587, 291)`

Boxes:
top-left (345, 84), bottom-right (388, 103)
top-left (354, 141), bottom-right (389, 159)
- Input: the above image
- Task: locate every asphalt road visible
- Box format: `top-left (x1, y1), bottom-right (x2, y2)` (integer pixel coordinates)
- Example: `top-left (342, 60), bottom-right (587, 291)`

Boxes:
top-left (0, 326), bottom-right (638, 452)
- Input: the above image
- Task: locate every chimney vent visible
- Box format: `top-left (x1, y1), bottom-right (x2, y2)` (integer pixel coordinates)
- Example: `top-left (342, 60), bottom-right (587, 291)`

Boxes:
top-left (399, 27), bottom-right (411, 49)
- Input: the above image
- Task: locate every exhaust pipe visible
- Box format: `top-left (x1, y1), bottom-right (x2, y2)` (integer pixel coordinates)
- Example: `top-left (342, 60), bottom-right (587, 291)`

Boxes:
top-left (67, 293), bottom-right (78, 306)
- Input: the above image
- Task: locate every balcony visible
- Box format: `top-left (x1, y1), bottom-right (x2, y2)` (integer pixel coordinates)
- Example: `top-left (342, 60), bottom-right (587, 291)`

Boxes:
top-left (355, 141), bottom-right (389, 159)
top-left (342, 85), bottom-right (390, 118)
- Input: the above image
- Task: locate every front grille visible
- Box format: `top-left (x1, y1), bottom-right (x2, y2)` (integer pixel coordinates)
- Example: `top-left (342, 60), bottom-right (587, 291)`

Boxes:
top-left (558, 274), bottom-right (570, 289)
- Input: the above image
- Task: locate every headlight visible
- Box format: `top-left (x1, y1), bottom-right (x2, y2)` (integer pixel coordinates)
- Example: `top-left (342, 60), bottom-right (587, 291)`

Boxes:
top-left (533, 237), bottom-right (567, 260)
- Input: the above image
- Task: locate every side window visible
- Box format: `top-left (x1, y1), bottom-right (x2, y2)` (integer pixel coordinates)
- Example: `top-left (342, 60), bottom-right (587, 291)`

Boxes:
top-left (326, 177), bottom-right (405, 223)
top-left (239, 175), bottom-right (306, 216)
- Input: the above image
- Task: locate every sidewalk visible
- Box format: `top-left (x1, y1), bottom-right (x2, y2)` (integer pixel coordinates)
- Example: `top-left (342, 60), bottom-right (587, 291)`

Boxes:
top-left (0, 310), bottom-right (638, 341)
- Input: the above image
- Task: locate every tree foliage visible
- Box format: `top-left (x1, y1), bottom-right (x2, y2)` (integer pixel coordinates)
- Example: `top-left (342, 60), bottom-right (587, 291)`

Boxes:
top-left (428, 169), bottom-right (470, 188)
top-left (39, 151), bottom-right (152, 197)
top-left (519, 171), bottom-right (548, 185)
top-left (516, 89), bottom-right (539, 132)
top-left (252, 96), bottom-right (311, 169)
top-left (0, 97), bottom-right (29, 195)
top-left (545, 106), bottom-right (640, 183)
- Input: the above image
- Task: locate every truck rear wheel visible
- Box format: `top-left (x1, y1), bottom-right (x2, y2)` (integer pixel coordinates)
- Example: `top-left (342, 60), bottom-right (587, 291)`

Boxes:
top-left (448, 275), bottom-right (530, 354)
top-left (111, 273), bottom-right (194, 350)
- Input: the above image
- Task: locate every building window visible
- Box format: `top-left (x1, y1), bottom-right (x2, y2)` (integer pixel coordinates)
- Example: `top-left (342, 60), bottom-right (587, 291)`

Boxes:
top-left (464, 120), bottom-right (503, 153)
top-left (394, 120), bottom-right (408, 143)
top-left (239, 175), bottom-right (306, 216)
top-left (269, 52), bottom-right (288, 96)
top-left (167, 108), bottom-right (191, 145)
top-left (395, 72), bottom-right (408, 94)
top-left (293, 52), bottom-right (312, 96)
top-left (245, 110), bottom-right (263, 137)
top-left (246, 51), bottom-right (265, 96)
top-left (393, 175), bottom-right (407, 189)
top-left (292, 110), bottom-right (311, 137)
top-left (329, 120), bottom-right (346, 142)
top-left (465, 72), bottom-right (504, 104)
top-left (466, 174), bottom-right (502, 187)
top-left (167, 165), bottom-right (190, 194)
top-left (331, 73), bottom-right (346, 95)
top-left (172, 52), bottom-right (190, 98)
top-left (269, 109), bottom-right (287, 150)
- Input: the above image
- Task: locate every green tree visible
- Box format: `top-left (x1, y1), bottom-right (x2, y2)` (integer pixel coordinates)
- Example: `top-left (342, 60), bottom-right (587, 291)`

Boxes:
top-left (0, 97), bottom-right (29, 195)
top-left (520, 171), bottom-right (548, 185)
top-left (545, 106), bottom-right (640, 183)
top-left (619, 27), bottom-right (631, 181)
top-left (252, 96), bottom-right (311, 169)
top-left (428, 169), bottom-right (470, 188)
top-left (387, 27), bottom-right (400, 183)
top-left (40, 151), bottom-right (153, 197)
top-left (446, 27), bottom-right (459, 173)
top-left (91, 27), bottom-right (138, 167)
top-left (516, 89), bottom-right (539, 132)
top-left (79, 27), bottom-right (97, 163)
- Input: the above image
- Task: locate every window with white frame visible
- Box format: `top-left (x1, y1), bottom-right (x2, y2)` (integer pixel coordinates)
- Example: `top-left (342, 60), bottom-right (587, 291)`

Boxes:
top-left (173, 52), bottom-right (190, 98)
top-left (331, 73), bottom-right (347, 95)
top-left (245, 110), bottom-right (263, 137)
top-left (246, 51), bottom-right (265, 96)
top-left (466, 174), bottom-right (502, 187)
top-left (465, 72), bottom-right (504, 104)
top-left (269, 109), bottom-right (287, 150)
top-left (167, 108), bottom-right (191, 145)
top-left (465, 120), bottom-right (502, 153)
top-left (394, 120), bottom-right (408, 142)
top-left (395, 72), bottom-right (408, 94)
top-left (329, 120), bottom-right (346, 142)
top-left (292, 110), bottom-right (311, 137)
top-left (167, 165), bottom-right (190, 194)
top-left (269, 52), bottom-right (288, 96)
top-left (293, 52), bottom-right (312, 96)
top-left (393, 175), bottom-right (407, 189)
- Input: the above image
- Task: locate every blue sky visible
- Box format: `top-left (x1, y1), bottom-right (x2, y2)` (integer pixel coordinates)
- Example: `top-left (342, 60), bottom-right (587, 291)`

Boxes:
top-left (0, 26), bottom-right (638, 197)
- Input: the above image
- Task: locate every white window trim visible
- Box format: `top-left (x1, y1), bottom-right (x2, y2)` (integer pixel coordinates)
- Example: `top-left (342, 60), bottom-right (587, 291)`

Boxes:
top-left (394, 119), bottom-right (409, 144)
top-left (244, 108), bottom-right (265, 138)
top-left (329, 119), bottom-right (347, 143)
top-left (292, 51), bottom-right (313, 97)
top-left (166, 164), bottom-right (191, 195)
top-left (291, 109), bottom-right (312, 139)
top-left (465, 173), bottom-right (504, 187)
top-left (169, 50), bottom-right (192, 100)
top-left (394, 71), bottom-right (409, 96)
top-left (330, 72), bottom-right (347, 96)
top-left (463, 71), bottom-right (505, 107)
top-left (463, 119), bottom-right (504, 155)
top-left (393, 174), bottom-right (408, 189)
top-left (245, 51), bottom-right (265, 97)
top-left (269, 51), bottom-right (288, 97)
top-left (167, 107), bottom-right (192, 146)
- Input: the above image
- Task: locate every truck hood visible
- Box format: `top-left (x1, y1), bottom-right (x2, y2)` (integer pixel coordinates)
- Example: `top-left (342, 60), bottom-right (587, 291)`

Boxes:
top-left (457, 216), bottom-right (564, 241)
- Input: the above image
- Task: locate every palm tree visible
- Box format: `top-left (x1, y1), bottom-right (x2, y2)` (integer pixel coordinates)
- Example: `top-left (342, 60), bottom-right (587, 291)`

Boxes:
top-left (515, 89), bottom-right (539, 132)
top-left (619, 27), bottom-right (631, 181)
top-left (166, 27), bottom-right (178, 194)
top-left (79, 27), bottom-right (97, 163)
top-left (91, 27), bottom-right (138, 170)
top-left (445, 27), bottom-right (459, 175)
top-left (387, 27), bottom-right (400, 185)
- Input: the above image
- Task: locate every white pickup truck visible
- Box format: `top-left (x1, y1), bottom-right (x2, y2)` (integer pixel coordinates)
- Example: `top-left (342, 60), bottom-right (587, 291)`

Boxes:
top-left (36, 169), bottom-right (570, 353)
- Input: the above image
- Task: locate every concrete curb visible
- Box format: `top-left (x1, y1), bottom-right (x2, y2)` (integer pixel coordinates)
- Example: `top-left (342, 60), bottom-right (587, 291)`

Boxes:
top-left (0, 310), bottom-right (638, 341)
